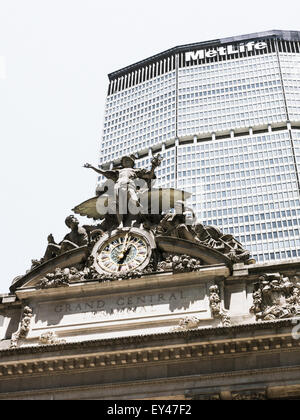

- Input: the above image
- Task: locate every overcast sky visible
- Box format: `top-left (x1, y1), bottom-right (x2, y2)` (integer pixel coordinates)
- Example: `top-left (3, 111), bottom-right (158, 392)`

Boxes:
top-left (0, 0), bottom-right (300, 293)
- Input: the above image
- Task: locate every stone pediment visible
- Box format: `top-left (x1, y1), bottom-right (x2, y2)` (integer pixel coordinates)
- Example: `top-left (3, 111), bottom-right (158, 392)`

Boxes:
top-left (10, 246), bottom-right (89, 292)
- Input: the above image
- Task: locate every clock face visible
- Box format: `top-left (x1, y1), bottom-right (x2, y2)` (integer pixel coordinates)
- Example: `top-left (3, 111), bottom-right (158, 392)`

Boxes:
top-left (95, 231), bottom-right (150, 274)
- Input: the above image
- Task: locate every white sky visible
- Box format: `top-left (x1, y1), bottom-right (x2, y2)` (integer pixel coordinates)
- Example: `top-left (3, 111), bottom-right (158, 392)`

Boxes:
top-left (0, 0), bottom-right (300, 293)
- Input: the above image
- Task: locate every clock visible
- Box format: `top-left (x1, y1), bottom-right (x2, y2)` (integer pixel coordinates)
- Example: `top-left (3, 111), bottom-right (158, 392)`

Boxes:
top-left (91, 228), bottom-right (155, 274)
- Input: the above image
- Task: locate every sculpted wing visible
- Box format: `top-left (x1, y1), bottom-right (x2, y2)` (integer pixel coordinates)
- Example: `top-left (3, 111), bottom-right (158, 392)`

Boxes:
top-left (72, 188), bottom-right (191, 220)
top-left (72, 196), bottom-right (108, 220)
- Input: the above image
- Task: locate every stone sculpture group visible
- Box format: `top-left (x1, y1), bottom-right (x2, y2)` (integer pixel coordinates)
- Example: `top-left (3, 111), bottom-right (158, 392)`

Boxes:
top-left (16, 154), bottom-right (252, 289)
top-left (10, 153), bottom-right (300, 350)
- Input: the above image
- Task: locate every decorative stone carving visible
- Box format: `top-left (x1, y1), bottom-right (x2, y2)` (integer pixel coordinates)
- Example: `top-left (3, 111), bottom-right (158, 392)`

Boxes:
top-left (196, 224), bottom-right (252, 264)
top-left (156, 201), bottom-right (252, 264)
top-left (187, 393), bottom-right (221, 400)
top-left (186, 389), bottom-right (266, 400)
top-left (250, 273), bottom-right (300, 321)
top-left (96, 270), bottom-right (143, 283)
top-left (30, 216), bottom-right (89, 270)
top-left (171, 254), bottom-right (202, 273)
top-left (36, 257), bottom-right (155, 289)
top-left (44, 216), bottom-right (88, 262)
top-left (140, 253), bottom-right (159, 274)
top-left (37, 268), bottom-right (71, 289)
top-left (156, 254), bottom-right (173, 271)
top-left (231, 391), bottom-right (267, 400)
top-left (83, 154), bottom-right (163, 228)
top-left (156, 202), bottom-right (197, 241)
top-left (39, 331), bottom-right (66, 345)
top-left (174, 316), bottom-right (201, 331)
top-left (157, 253), bottom-right (202, 273)
top-left (80, 255), bottom-right (100, 280)
top-left (10, 306), bottom-right (33, 348)
top-left (209, 285), bottom-right (231, 327)
top-left (173, 285), bottom-right (231, 331)
top-left (30, 259), bottom-right (43, 270)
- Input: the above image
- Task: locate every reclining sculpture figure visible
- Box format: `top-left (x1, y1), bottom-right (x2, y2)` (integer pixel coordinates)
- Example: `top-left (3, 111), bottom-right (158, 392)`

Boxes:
top-left (42, 215), bottom-right (88, 263)
top-left (156, 202), bottom-right (251, 264)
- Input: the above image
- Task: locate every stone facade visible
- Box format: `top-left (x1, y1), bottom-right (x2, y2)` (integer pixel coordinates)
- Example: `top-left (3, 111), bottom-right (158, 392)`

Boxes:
top-left (1, 258), bottom-right (300, 400)
top-left (2, 155), bottom-right (300, 399)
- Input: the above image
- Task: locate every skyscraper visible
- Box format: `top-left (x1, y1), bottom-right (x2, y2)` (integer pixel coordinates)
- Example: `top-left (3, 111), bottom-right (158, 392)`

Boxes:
top-left (99, 30), bottom-right (300, 263)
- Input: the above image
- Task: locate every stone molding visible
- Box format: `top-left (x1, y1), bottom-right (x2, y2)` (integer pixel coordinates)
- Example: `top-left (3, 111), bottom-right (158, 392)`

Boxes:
top-left (0, 327), bottom-right (299, 379)
top-left (1, 317), bottom-right (299, 357)
top-left (186, 388), bottom-right (267, 400)
top-left (1, 365), bottom-right (300, 400)
top-left (231, 391), bottom-right (267, 400)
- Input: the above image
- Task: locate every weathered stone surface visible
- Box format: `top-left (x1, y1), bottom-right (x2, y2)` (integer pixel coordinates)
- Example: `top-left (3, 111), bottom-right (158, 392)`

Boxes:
top-left (2, 156), bottom-right (298, 399)
top-left (2, 258), bottom-right (300, 399)
top-left (10, 268), bottom-right (224, 344)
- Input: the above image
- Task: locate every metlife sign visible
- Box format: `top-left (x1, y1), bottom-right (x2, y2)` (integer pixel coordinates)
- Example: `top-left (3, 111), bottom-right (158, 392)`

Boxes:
top-left (185, 41), bottom-right (268, 62)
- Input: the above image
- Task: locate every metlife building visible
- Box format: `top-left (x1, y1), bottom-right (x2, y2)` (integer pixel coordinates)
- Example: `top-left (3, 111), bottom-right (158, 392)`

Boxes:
top-left (100, 30), bottom-right (300, 263)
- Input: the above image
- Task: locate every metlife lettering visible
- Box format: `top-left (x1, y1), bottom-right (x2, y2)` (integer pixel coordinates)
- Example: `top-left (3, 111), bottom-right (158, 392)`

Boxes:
top-left (185, 41), bottom-right (267, 62)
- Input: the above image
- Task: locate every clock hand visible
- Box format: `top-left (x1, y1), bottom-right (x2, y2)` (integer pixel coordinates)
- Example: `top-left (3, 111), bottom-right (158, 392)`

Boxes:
top-left (118, 234), bottom-right (129, 259)
top-left (118, 245), bottom-right (132, 265)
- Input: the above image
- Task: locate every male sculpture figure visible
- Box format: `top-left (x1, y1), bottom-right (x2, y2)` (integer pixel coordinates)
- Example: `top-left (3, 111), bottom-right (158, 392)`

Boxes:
top-left (84, 155), bottom-right (162, 227)
top-left (43, 215), bottom-right (88, 262)
top-left (157, 201), bottom-right (197, 241)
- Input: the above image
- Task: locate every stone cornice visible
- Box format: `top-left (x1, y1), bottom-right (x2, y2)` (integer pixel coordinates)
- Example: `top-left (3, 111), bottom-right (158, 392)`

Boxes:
top-left (0, 319), bottom-right (299, 379)
top-left (0, 318), bottom-right (298, 357)
top-left (248, 258), bottom-right (300, 275)
top-left (0, 334), bottom-right (298, 379)
top-left (1, 365), bottom-right (300, 400)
